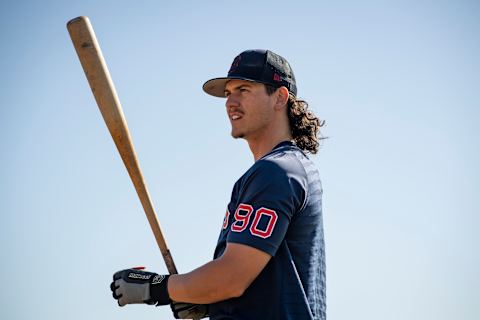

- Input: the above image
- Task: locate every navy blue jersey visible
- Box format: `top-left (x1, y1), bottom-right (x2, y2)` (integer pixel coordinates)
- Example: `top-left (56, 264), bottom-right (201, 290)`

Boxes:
top-left (210, 141), bottom-right (326, 320)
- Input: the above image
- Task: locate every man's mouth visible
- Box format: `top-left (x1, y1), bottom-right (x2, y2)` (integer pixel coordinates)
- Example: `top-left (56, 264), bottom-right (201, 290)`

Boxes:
top-left (230, 113), bottom-right (243, 121)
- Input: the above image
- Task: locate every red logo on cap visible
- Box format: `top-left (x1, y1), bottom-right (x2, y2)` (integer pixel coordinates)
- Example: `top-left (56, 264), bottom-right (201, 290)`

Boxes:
top-left (273, 73), bottom-right (282, 82)
top-left (229, 55), bottom-right (241, 73)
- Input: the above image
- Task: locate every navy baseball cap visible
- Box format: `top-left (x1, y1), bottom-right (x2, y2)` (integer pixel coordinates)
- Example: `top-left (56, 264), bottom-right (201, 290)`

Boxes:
top-left (203, 49), bottom-right (297, 98)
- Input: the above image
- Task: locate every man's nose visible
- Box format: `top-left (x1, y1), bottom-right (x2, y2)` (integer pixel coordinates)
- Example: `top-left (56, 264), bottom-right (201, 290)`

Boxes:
top-left (225, 94), bottom-right (239, 110)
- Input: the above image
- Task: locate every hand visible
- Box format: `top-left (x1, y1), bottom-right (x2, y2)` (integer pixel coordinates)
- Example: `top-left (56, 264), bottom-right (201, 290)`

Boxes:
top-left (110, 268), bottom-right (171, 306)
top-left (171, 302), bottom-right (209, 319)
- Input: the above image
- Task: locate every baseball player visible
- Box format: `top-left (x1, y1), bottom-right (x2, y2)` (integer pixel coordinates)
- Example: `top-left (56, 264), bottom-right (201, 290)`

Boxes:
top-left (110, 49), bottom-right (326, 319)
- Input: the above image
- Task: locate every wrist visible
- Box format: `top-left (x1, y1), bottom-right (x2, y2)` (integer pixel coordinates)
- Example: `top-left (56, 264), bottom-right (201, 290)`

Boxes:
top-left (150, 274), bottom-right (172, 305)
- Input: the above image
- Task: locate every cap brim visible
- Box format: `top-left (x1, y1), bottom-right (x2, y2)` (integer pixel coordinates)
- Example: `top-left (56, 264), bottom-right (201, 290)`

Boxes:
top-left (202, 76), bottom-right (260, 98)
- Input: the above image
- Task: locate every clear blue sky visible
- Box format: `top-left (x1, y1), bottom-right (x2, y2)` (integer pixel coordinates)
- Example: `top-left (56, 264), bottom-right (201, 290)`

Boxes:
top-left (1, 1), bottom-right (479, 319)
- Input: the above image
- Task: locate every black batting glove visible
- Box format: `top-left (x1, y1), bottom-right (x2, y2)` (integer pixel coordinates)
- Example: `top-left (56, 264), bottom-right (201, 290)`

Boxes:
top-left (171, 302), bottom-right (209, 319)
top-left (110, 268), bottom-right (171, 306)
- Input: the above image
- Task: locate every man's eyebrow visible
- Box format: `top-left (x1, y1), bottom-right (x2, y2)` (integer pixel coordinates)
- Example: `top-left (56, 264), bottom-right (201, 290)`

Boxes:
top-left (224, 83), bottom-right (252, 94)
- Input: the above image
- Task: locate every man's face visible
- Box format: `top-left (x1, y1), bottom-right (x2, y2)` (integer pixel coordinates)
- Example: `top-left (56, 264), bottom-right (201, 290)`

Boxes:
top-left (224, 80), bottom-right (277, 140)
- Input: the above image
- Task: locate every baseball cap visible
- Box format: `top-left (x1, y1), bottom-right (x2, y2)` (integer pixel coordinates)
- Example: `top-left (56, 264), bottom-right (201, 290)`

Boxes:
top-left (203, 49), bottom-right (297, 98)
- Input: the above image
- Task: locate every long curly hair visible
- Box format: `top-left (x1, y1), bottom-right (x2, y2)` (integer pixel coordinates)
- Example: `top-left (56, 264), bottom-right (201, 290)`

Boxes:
top-left (266, 85), bottom-right (325, 154)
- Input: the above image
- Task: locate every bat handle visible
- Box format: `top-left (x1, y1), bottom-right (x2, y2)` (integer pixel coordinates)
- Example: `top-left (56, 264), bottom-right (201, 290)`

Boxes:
top-left (163, 249), bottom-right (178, 275)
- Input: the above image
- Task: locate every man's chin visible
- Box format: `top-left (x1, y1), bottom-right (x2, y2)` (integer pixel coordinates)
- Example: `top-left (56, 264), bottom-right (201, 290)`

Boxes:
top-left (231, 131), bottom-right (245, 139)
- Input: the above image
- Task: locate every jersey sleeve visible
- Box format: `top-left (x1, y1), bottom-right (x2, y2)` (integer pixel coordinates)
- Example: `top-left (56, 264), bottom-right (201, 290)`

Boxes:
top-left (226, 157), bottom-right (306, 256)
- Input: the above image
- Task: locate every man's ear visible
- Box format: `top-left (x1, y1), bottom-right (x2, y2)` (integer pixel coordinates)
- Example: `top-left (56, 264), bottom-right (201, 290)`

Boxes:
top-left (274, 86), bottom-right (289, 110)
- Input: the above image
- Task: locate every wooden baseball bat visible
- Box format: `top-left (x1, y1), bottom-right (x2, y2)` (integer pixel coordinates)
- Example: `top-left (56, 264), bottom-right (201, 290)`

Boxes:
top-left (67, 16), bottom-right (178, 275)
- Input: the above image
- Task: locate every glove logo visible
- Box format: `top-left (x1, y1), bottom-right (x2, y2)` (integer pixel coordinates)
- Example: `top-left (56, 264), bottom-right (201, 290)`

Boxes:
top-left (152, 274), bottom-right (166, 285)
top-left (128, 272), bottom-right (151, 280)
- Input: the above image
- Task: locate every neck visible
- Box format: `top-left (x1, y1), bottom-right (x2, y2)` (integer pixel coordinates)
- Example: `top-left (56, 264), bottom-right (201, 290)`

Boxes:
top-left (247, 129), bottom-right (292, 161)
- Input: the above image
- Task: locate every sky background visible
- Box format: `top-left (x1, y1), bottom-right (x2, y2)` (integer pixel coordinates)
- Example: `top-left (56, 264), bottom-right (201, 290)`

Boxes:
top-left (1, 0), bottom-right (479, 319)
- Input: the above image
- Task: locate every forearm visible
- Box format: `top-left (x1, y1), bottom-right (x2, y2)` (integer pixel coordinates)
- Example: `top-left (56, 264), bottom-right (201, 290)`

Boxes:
top-left (167, 257), bottom-right (242, 304)
top-left (167, 243), bottom-right (271, 304)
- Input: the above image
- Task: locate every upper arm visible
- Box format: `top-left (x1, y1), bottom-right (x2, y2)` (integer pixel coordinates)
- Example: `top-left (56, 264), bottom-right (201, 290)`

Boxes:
top-left (225, 159), bottom-right (305, 256)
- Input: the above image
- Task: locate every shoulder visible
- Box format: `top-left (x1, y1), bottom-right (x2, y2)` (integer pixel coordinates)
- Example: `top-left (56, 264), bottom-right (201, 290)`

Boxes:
top-left (255, 146), bottom-right (309, 182)
top-left (239, 147), bottom-right (309, 193)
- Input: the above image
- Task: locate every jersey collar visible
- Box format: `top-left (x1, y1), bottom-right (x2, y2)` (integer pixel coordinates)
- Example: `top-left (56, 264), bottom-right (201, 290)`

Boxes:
top-left (257, 140), bottom-right (295, 161)
top-left (273, 140), bottom-right (295, 150)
